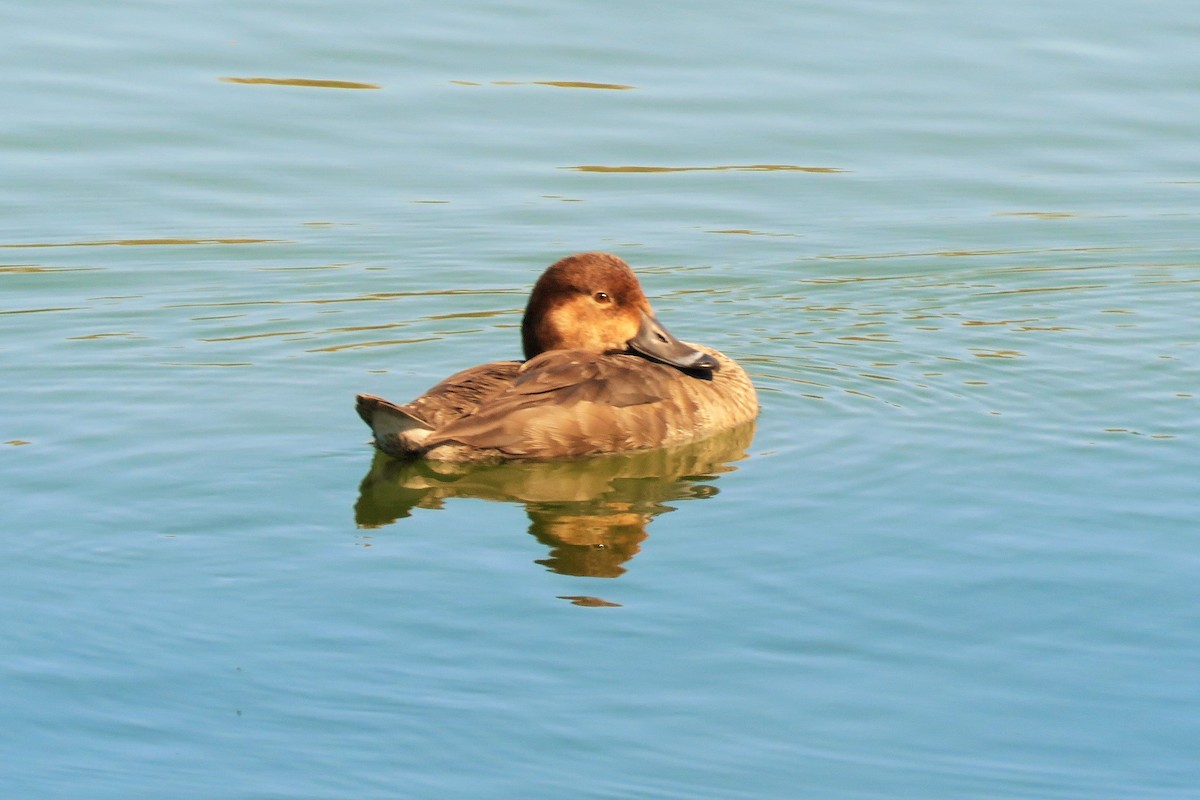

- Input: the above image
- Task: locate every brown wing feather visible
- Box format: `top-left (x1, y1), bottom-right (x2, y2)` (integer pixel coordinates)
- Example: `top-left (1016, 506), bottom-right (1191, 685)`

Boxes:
top-left (402, 361), bottom-right (522, 429)
top-left (426, 351), bottom-right (706, 458)
top-left (509, 350), bottom-right (669, 406)
top-left (356, 361), bottom-right (521, 458)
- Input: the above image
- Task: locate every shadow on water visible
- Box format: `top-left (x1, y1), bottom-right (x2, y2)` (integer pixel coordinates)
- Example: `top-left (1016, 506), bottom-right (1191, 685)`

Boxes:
top-left (354, 422), bottom-right (756, 578)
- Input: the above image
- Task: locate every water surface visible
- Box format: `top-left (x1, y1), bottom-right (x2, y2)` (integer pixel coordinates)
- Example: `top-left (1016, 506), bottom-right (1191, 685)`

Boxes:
top-left (3, 1), bottom-right (1198, 798)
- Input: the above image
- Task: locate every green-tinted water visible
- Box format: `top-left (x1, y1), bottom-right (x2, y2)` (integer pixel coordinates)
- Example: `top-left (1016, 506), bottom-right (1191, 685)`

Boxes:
top-left (3, 1), bottom-right (1197, 798)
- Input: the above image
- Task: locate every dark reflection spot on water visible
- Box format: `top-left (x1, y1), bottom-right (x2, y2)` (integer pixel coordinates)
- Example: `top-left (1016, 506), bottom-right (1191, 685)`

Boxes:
top-left (0, 265), bottom-right (101, 273)
top-left (354, 422), bottom-right (755, 579)
top-left (994, 211), bottom-right (1078, 219)
top-left (962, 318), bottom-right (1041, 327)
top-left (706, 229), bottom-right (801, 237)
top-left (219, 76), bottom-right (381, 90)
top-left (306, 337), bottom-right (440, 353)
top-left (531, 81), bottom-right (634, 90)
top-left (976, 284), bottom-right (1107, 297)
top-left (0, 306), bottom-right (86, 315)
top-left (200, 330), bottom-right (307, 343)
top-left (67, 332), bottom-right (144, 341)
top-left (557, 596), bottom-right (622, 608)
top-left (451, 80), bottom-right (635, 90)
top-left (970, 349), bottom-right (1024, 359)
top-left (0, 237), bottom-right (282, 248)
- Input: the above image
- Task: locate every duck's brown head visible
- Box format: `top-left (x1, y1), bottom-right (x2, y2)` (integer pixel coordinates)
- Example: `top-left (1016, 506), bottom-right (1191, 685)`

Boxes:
top-left (521, 252), bottom-right (718, 371)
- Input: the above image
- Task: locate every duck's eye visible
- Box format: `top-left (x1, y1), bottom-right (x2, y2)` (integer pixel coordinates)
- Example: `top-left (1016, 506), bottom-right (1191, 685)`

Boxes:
top-left (593, 291), bottom-right (610, 304)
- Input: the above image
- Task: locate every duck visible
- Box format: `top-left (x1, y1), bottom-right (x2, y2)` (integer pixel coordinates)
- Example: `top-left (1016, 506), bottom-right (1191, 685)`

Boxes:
top-left (355, 252), bottom-right (758, 462)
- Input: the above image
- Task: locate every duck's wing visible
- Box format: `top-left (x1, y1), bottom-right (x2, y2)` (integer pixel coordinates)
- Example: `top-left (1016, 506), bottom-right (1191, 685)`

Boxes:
top-left (508, 350), bottom-right (671, 407)
top-left (424, 350), bottom-right (692, 458)
top-left (357, 361), bottom-right (522, 458)
top-left (405, 361), bottom-right (523, 428)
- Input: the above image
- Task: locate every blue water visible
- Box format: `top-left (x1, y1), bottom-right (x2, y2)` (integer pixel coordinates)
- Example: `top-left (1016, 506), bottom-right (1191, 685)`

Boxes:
top-left (3, 1), bottom-right (1198, 798)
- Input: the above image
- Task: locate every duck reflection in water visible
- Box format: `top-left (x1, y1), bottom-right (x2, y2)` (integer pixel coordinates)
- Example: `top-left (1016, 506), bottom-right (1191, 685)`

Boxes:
top-left (354, 421), bottom-right (755, 578)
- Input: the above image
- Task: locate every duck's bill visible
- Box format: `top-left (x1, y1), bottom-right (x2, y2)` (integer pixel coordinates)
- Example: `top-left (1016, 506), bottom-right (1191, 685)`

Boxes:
top-left (628, 312), bottom-right (720, 371)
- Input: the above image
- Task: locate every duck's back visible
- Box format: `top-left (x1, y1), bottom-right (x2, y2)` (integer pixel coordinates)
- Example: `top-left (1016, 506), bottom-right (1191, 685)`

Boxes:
top-left (395, 347), bottom-right (757, 461)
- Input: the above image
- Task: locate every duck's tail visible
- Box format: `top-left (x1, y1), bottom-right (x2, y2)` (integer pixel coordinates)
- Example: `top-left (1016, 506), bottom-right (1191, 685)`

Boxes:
top-left (355, 394), bottom-right (434, 459)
